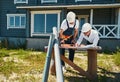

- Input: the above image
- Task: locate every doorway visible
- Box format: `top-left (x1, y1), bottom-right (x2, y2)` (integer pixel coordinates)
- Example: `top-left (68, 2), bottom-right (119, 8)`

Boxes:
top-left (77, 15), bottom-right (89, 36)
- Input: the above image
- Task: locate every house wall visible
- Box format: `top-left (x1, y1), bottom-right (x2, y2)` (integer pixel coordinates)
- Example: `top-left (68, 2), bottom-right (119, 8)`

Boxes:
top-left (92, 0), bottom-right (115, 3)
top-left (67, 8), bottom-right (116, 24)
top-left (26, 38), bottom-right (49, 51)
top-left (100, 39), bottom-right (120, 52)
top-left (93, 8), bottom-right (116, 24)
top-left (116, 0), bottom-right (120, 3)
top-left (0, 0), bottom-right (120, 52)
top-left (15, 0), bottom-right (117, 6)
top-left (0, 0), bottom-right (27, 37)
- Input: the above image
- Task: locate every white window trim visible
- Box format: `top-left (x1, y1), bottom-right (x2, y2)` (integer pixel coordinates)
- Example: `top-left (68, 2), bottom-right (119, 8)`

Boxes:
top-left (7, 14), bottom-right (26, 29)
top-left (75, 0), bottom-right (92, 2)
top-left (31, 10), bottom-right (61, 37)
top-left (14, 0), bottom-right (28, 4)
top-left (41, 0), bottom-right (57, 3)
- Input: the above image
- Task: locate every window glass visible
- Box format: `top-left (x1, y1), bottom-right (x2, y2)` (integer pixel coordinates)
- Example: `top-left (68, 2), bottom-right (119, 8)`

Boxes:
top-left (34, 14), bottom-right (58, 33)
top-left (7, 14), bottom-right (26, 29)
top-left (10, 17), bottom-right (14, 27)
top-left (34, 14), bottom-right (45, 33)
top-left (15, 16), bottom-right (20, 27)
top-left (46, 14), bottom-right (57, 33)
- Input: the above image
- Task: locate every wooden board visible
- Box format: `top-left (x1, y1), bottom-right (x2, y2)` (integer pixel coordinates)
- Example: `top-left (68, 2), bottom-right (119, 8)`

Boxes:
top-left (60, 44), bottom-right (101, 50)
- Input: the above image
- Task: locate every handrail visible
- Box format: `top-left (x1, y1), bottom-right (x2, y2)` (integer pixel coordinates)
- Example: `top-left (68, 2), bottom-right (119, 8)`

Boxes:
top-left (42, 27), bottom-right (64, 82)
top-left (42, 34), bottom-right (55, 82)
top-left (53, 27), bottom-right (64, 82)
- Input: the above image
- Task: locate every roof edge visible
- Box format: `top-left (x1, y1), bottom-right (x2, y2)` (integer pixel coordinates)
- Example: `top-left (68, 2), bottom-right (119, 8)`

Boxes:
top-left (16, 3), bottom-right (120, 9)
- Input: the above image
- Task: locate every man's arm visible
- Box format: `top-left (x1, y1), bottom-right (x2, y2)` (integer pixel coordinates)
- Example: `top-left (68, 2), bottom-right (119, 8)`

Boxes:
top-left (59, 29), bottom-right (65, 39)
top-left (73, 28), bottom-right (78, 39)
top-left (75, 33), bottom-right (84, 46)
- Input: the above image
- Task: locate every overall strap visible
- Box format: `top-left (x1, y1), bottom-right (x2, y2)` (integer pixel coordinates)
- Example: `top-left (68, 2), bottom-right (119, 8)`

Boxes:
top-left (73, 20), bottom-right (76, 28)
top-left (66, 19), bottom-right (76, 28)
top-left (66, 19), bottom-right (70, 28)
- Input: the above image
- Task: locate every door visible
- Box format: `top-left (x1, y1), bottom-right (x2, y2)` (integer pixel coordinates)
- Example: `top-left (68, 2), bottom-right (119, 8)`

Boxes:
top-left (77, 15), bottom-right (89, 36)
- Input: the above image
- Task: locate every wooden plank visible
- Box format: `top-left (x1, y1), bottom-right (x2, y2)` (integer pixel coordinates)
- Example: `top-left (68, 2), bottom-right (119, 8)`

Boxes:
top-left (60, 55), bottom-right (91, 79)
top-left (60, 44), bottom-right (101, 50)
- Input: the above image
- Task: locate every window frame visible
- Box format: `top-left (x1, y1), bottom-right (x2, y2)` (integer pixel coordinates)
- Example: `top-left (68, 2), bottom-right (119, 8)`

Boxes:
top-left (31, 10), bottom-right (61, 36)
top-left (7, 14), bottom-right (26, 29)
top-left (14, 0), bottom-right (28, 4)
top-left (75, 0), bottom-right (92, 2)
top-left (41, 0), bottom-right (57, 3)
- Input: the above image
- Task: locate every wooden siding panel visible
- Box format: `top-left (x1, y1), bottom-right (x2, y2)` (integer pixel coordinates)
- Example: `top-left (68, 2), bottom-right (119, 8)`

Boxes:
top-left (116, 0), bottom-right (120, 2)
top-left (1, 29), bottom-right (26, 37)
top-left (0, 0), bottom-right (27, 37)
top-left (2, 0), bottom-right (116, 6)
top-left (92, 0), bottom-right (114, 2)
top-left (93, 8), bottom-right (115, 24)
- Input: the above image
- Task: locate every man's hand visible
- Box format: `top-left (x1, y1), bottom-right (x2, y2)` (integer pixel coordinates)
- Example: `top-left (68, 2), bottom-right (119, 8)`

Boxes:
top-left (80, 44), bottom-right (85, 47)
top-left (71, 39), bottom-right (76, 44)
top-left (60, 39), bottom-right (65, 44)
top-left (75, 43), bottom-right (79, 47)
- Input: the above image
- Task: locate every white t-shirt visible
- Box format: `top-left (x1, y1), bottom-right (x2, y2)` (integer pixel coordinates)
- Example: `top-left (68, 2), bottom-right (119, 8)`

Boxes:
top-left (60, 19), bottom-right (79, 31)
top-left (76, 29), bottom-right (99, 47)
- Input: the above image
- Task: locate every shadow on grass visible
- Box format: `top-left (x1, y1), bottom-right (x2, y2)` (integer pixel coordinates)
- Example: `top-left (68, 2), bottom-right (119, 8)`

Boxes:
top-left (97, 67), bottom-right (120, 82)
top-left (64, 69), bottom-right (90, 82)
top-left (64, 67), bottom-right (120, 82)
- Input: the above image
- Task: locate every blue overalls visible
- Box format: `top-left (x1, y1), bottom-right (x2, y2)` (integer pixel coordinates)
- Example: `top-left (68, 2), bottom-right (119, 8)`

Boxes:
top-left (60, 20), bottom-right (76, 66)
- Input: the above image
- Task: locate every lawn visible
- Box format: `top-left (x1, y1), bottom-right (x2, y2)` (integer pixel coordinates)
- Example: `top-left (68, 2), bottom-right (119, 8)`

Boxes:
top-left (0, 48), bottom-right (120, 82)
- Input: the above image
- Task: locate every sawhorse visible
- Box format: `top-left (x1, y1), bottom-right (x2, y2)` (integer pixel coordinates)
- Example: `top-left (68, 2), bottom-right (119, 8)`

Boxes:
top-left (50, 44), bottom-right (101, 80)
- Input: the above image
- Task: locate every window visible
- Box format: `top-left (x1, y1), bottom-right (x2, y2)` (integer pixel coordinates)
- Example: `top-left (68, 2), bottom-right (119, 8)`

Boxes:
top-left (41, 0), bottom-right (57, 3)
top-left (7, 14), bottom-right (26, 29)
top-left (75, 0), bottom-right (92, 2)
top-left (14, 0), bottom-right (28, 4)
top-left (31, 11), bottom-right (61, 36)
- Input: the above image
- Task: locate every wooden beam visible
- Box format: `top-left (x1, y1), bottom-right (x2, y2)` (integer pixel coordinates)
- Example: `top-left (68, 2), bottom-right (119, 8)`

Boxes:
top-left (60, 55), bottom-right (91, 79)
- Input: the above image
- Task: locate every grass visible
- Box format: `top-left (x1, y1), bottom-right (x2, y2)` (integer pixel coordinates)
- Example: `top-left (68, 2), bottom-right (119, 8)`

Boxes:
top-left (113, 49), bottom-right (120, 66)
top-left (0, 48), bottom-right (120, 82)
top-left (0, 48), bottom-right (46, 81)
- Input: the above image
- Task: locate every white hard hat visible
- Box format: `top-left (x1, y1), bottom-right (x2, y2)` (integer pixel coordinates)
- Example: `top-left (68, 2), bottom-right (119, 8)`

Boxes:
top-left (66, 11), bottom-right (76, 23)
top-left (81, 23), bottom-right (92, 32)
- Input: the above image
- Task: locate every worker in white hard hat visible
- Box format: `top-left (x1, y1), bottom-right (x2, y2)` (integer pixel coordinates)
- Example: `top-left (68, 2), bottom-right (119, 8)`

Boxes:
top-left (59, 11), bottom-right (79, 72)
top-left (75, 23), bottom-right (99, 48)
